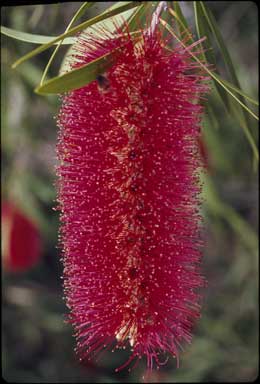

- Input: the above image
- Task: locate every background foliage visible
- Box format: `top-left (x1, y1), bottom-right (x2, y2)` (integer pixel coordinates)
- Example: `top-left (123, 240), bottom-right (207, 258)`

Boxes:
top-left (1, 2), bottom-right (259, 382)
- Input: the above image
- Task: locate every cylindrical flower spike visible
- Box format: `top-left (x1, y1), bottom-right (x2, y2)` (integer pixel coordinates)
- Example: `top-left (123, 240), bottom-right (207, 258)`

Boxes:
top-left (56, 22), bottom-right (209, 372)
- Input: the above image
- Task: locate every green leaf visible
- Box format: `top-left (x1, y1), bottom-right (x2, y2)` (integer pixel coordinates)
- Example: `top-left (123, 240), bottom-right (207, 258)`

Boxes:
top-left (212, 73), bottom-right (259, 107)
top-left (199, 1), bottom-right (258, 108)
top-left (172, 1), bottom-right (189, 30)
top-left (59, 1), bottom-right (152, 75)
top-left (199, 1), bottom-right (258, 163)
top-left (103, 1), bottom-right (135, 12)
top-left (36, 29), bottom-right (141, 95)
top-left (170, 2), bottom-right (193, 46)
top-left (199, 2), bottom-right (240, 89)
top-left (40, 2), bottom-right (93, 85)
top-left (127, 2), bottom-right (157, 31)
top-left (95, 1), bottom-right (139, 33)
top-left (58, 2), bottom-right (142, 76)
top-left (12, 2), bottom-right (142, 69)
top-left (193, 2), bottom-right (230, 111)
top-left (72, 1), bottom-right (94, 19)
top-left (229, 98), bottom-right (259, 162)
top-left (35, 46), bottom-right (121, 95)
top-left (159, 18), bottom-right (258, 119)
top-left (159, 18), bottom-right (259, 161)
top-left (178, 3), bottom-right (258, 114)
top-left (1, 25), bottom-right (75, 45)
top-left (58, 42), bottom-right (77, 77)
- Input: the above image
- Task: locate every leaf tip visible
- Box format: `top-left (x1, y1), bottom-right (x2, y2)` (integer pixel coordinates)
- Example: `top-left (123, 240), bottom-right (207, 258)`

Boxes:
top-left (34, 85), bottom-right (43, 95)
top-left (11, 61), bottom-right (18, 69)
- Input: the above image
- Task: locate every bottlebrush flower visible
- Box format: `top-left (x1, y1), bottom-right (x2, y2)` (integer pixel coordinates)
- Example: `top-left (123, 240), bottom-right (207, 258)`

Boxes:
top-left (2, 201), bottom-right (42, 273)
top-left (56, 22), bottom-right (209, 372)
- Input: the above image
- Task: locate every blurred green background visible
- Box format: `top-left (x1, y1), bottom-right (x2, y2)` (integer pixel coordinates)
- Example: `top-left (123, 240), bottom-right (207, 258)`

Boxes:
top-left (1, 2), bottom-right (259, 382)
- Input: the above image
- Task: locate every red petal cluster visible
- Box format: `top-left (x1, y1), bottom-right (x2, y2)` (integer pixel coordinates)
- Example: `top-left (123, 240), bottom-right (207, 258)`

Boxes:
top-left (2, 201), bottom-right (42, 272)
top-left (56, 26), bottom-right (209, 371)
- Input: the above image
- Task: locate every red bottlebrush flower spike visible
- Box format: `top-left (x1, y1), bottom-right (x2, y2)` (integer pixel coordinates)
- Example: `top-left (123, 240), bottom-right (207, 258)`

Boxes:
top-left (56, 23), bottom-right (209, 372)
top-left (2, 201), bottom-right (42, 273)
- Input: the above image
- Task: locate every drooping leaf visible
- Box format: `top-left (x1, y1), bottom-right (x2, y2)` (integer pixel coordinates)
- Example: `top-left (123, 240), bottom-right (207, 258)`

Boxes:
top-left (199, 2), bottom-right (240, 88)
top-left (172, 1), bottom-right (190, 34)
top-left (94, 1), bottom-right (141, 33)
top-left (1, 25), bottom-right (75, 45)
top-left (71, 2), bottom-right (94, 20)
top-left (35, 44), bottom-right (126, 95)
top-left (199, 1), bottom-right (258, 164)
top-left (160, 19), bottom-right (258, 119)
top-left (58, 2), bottom-right (144, 76)
top-left (12, 2), bottom-right (142, 69)
top-left (159, 18), bottom-right (259, 161)
top-left (127, 1), bottom-right (158, 31)
top-left (212, 73), bottom-right (259, 106)
top-left (58, 42), bottom-right (78, 77)
top-left (193, 2), bottom-right (230, 111)
top-left (199, 1), bottom-right (258, 108)
top-left (40, 2), bottom-right (93, 85)
top-left (171, 2), bottom-right (196, 48)
top-left (39, 1), bottom-right (157, 94)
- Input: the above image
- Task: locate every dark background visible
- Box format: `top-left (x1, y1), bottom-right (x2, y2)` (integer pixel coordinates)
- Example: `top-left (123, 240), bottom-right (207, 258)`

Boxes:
top-left (1, 2), bottom-right (259, 382)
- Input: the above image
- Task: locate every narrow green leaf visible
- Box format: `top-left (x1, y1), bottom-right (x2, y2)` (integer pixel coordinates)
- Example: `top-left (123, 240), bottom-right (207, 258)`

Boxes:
top-left (173, 1), bottom-right (189, 30)
top-left (12, 2), bottom-right (142, 68)
top-left (159, 3), bottom-right (173, 41)
top-left (35, 46), bottom-right (122, 95)
top-left (40, 2), bottom-right (93, 85)
top-left (229, 99), bottom-right (259, 162)
top-left (193, 2), bottom-right (230, 110)
top-left (104, 1), bottom-right (134, 12)
top-left (72, 2), bottom-right (94, 19)
top-left (125, 2), bottom-right (146, 30)
top-left (200, 2), bottom-right (240, 88)
top-left (193, 2), bottom-right (214, 63)
top-left (170, 2), bottom-right (193, 46)
top-left (213, 73), bottom-right (259, 107)
top-left (159, 18), bottom-right (259, 161)
top-left (97, 1), bottom-right (138, 32)
top-left (159, 18), bottom-right (258, 119)
top-left (58, 43), bottom-right (76, 76)
top-left (58, 2), bottom-right (142, 75)
top-left (36, 29), bottom-right (141, 95)
top-left (127, 2), bottom-right (157, 31)
top-left (1, 25), bottom-right (74, 45)
top-left (194, 3), bottom-right (258, 106)
top-left (200, 1), bottom-right (258, 163)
